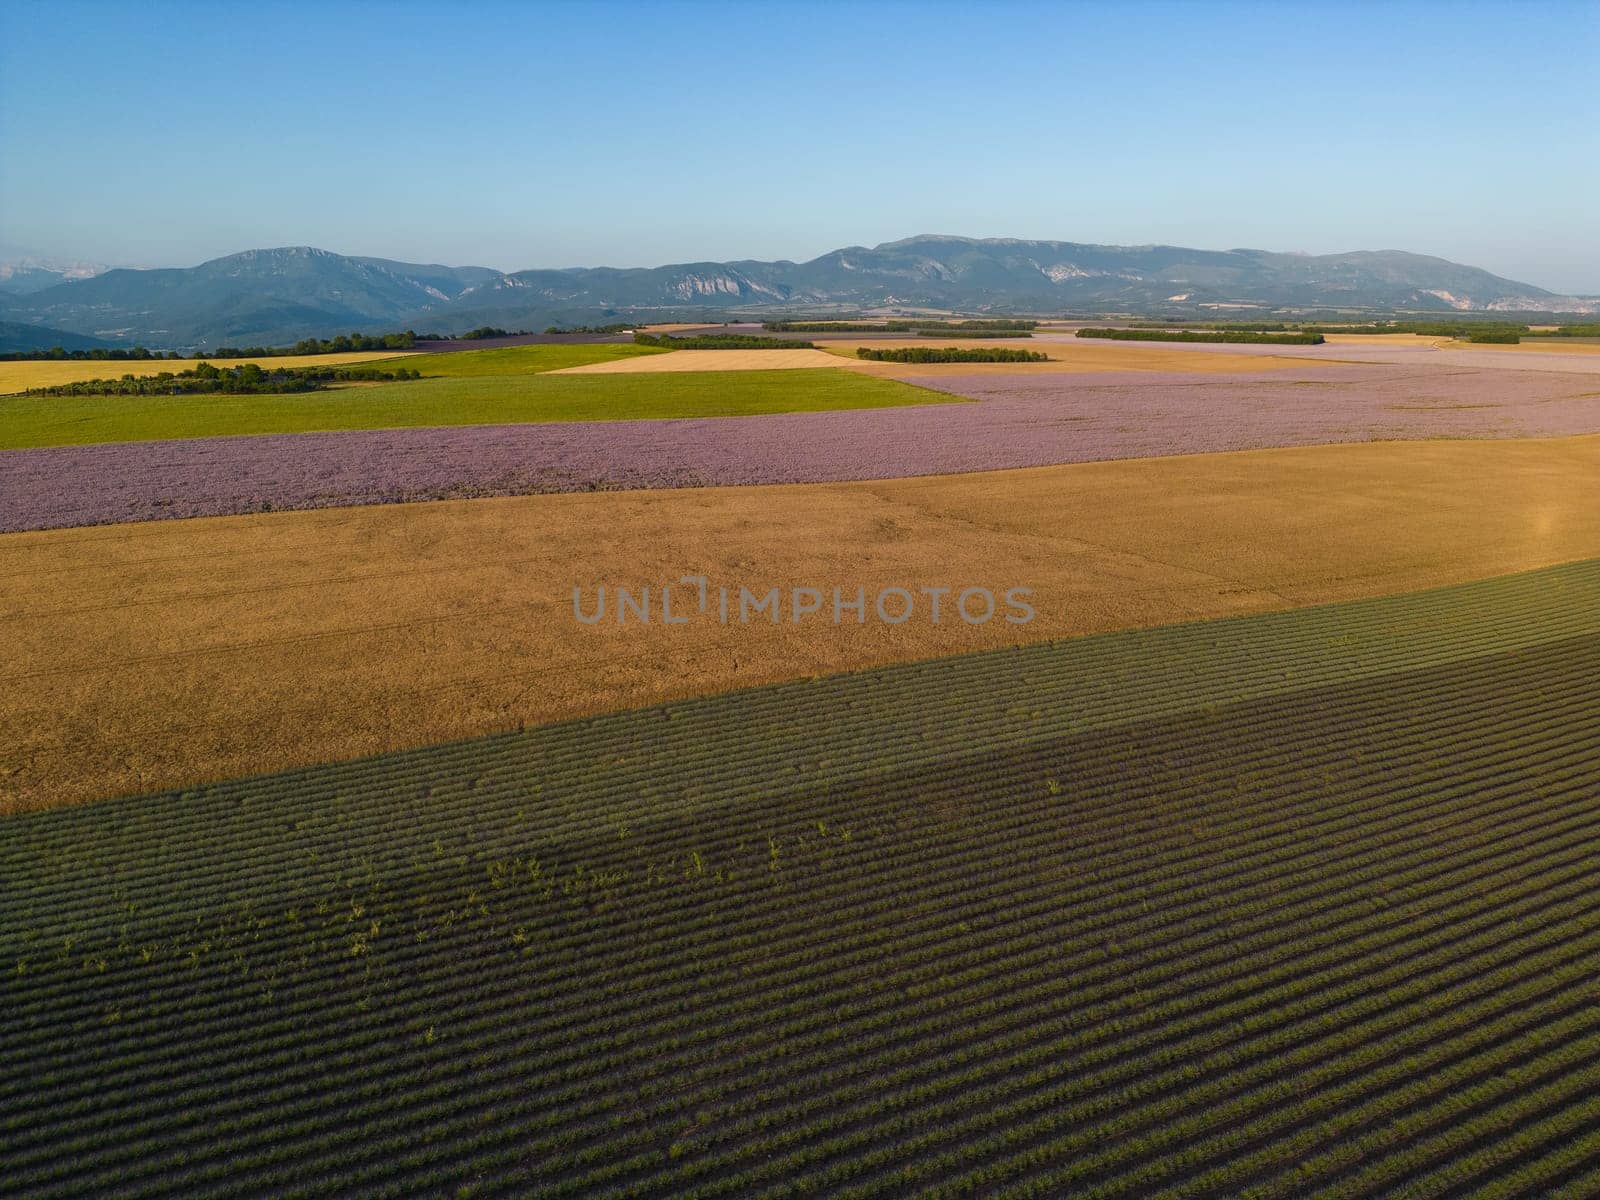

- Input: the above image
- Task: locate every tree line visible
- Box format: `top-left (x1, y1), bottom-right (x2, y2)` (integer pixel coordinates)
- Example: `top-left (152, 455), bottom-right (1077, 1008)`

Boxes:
top-left (2, 331), bottom-right (420, 362)
top-left (208, 331), bottom-right (419, 357)
top-left (2, 345), bottom-right (181, 362)
top-left (632, 333), bottom-right (817, 349)
top-left (855, 346), bottom-right (1049, 363)
top-left (916, 329), bottom-right (1033, 338)
top-left (764, 319), bottom-right (1039, 332)
top-left (1076, 328), bottom-right (1326, 345)
top-left (544, 323), bottom-right (637, 335)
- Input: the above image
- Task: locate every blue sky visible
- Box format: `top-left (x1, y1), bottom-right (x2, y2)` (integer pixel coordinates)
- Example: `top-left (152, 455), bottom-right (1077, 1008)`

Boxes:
top-left (3, 0), bottom-right (1597, 291)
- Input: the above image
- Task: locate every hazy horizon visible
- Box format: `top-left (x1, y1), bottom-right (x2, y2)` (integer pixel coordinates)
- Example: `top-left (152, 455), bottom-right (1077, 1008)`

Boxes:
top-left (3, 0), bottom-right (1597, 293)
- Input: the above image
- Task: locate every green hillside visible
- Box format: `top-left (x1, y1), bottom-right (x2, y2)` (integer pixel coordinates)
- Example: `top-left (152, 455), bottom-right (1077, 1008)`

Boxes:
top-left (0, 319), bottom-right (115, 353)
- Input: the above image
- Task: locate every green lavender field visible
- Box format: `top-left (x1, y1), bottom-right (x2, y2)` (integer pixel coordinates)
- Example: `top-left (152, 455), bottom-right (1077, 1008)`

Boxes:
top-left (4, 561), bottom-right (1599, 1198)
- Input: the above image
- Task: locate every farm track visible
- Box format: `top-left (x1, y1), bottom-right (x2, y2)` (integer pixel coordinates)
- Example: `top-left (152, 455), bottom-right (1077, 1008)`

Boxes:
top-left (3, 560), bottom-right (1600, 1197)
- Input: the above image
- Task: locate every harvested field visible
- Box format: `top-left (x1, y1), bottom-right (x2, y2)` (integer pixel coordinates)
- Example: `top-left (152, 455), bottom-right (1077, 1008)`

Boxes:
top-left (4, 433), bottom-right (1599, 811)
top-left (5, 560), bottom-right (1600, 1196)
top-left (1445, 338), bottom-right (1600, 355)
top-left (554, 347), bottom-right (851, 373)
top-left (1321, 333), bottom-right (1452, 345)
top-left (0, 351), bottom-right (418, 394)
top-left (4, 363), bottom-right (1595, 532)
top-left (1065, 333), bottom-right (1600, 375)
top-left (560, 339), bottom-right (1344, 376)
top-left (829, 337), bottom-right (1333, 374)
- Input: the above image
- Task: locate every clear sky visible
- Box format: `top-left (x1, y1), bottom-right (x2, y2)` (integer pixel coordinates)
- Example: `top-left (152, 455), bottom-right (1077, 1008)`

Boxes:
top-left (3, 0), bottom-right (1597, 292)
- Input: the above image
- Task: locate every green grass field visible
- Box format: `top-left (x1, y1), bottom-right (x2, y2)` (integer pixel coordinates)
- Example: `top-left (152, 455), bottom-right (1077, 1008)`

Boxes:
top-left (0, 368), bottom-right (953, 449)
top-left (365, 342), bottom-right (670, 377)
top-left (5, 560), bottom-right (1600, 1197)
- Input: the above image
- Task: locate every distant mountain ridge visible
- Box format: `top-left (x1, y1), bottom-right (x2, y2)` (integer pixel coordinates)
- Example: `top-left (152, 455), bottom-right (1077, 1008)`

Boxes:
top-left (0, 257), bottom-right (109, 296)
top-left (2, 237), bottom-right (1594, 350)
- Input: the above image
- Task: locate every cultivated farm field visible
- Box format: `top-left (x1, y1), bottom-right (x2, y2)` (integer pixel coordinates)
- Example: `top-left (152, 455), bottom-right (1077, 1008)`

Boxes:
top-left (5, 433), bottom-right (1599, 812)
top-left (0, 351), bottom-right (421, 394)
top-left (5, 561), bottom-right (1599, 1197)
top-left (0, 364), bottom-right (946, 451)
top-left (4, 360), bottom-right (1597, 530)
top-left (3, 314), bottom-right (1599, 1199)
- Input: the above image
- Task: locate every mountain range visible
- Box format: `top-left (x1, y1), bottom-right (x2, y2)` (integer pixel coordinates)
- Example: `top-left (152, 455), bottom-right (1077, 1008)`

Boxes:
top-left (3, 237), bottom-right (1595, 351)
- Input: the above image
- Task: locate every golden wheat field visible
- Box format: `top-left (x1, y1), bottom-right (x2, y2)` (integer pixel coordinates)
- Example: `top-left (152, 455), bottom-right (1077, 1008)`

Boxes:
top-left (1319, 333), bottom-right (1450, 345)
top-left (824, 337), bottom-right (1341, 374)
top-left (0, 351), bottom-right (419, 394)
top-left (3, 433), bottom-right (1598, 813)
top-left (1442, 338), bottom-right (1600, 355)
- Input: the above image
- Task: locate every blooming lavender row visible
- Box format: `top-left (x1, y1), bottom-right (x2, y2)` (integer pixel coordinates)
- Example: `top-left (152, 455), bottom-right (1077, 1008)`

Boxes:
top-left (3, 364), bottom-right (1597, 533)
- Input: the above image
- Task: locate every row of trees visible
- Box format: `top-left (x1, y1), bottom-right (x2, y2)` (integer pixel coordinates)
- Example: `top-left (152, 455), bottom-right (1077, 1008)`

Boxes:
top-left (1302, 321), bottom-right (1528, 337)
top-left (544, 323), bottom-right (637, 335)
top-left (855, 346), bottom-right (1049, 363)
top-left (208, 331), bottom-right (419, 357)
top-left (763, 319), bottom-right (1039, 333)
top-left (917, 329), bottom-right (1033, 338)
top-left (3, 331), bottom-right (420, 362)
top-left (1, 345), bottom-right (180, 362)
top-left (1528, 323), bottom-right (1600, 338)
top-left (633, 333), bottom-right (817, 349)
top-left (1076, 328), bottom-right (1326, 345)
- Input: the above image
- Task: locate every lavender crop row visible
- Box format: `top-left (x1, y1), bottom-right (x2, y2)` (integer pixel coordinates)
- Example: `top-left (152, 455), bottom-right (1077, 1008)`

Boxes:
top-left (4, 563), bottom-right (1600, 1197)
top-left (2, 363), bottom-right (1597, 533)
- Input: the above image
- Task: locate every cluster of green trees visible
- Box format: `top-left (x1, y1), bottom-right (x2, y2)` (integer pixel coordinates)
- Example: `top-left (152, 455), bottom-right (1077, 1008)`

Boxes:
top-left (26, 362), bottom-right (420, 397)
top-left (1526, 323), bottom-right (1600, 338)
top-left (458, 326), bottom-right (537, 340)
top-left (855, 346), bottom-right (1049, 363)
top-left (5, 332), bottom-right (425, 362)
top-left (1307, 321), bottom-right (1528, 337)
top-left (1129, 321), bottom-right (1292, 332)
top-left (1121, 318), bottom-right (1600, 342)
top-left (207, 331), bottom-right (419, 357)
top-left (916, 329), bottom-right (1033, 338)
top-left (544, 322), bottom-right (637, 335)
top-left (1, 346), bottom-right (180, 362)
top-left (1076, 328), bottom-right (1326, 345)
top-left (632, 333), bottom-right (817, 349)
top-left (916, 319), bottom-right (1040, 330)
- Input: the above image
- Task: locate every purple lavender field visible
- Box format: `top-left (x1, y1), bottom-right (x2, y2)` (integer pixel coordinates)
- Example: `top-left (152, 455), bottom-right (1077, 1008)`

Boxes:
top-left (4, 363), bottom-right (1598, 533)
